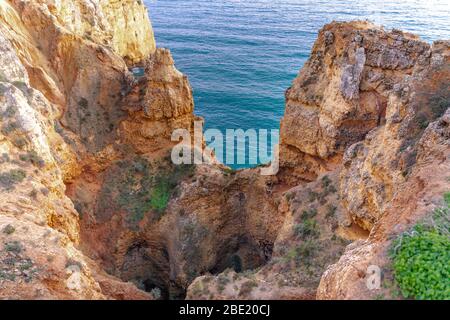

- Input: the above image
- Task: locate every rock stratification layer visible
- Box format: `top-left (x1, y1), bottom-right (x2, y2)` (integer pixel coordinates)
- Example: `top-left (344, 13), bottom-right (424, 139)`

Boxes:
top-left (0, 0), bottom-right (448, 300)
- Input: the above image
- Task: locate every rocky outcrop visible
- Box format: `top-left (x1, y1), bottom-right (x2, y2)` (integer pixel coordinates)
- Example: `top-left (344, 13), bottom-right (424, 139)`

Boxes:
top-left (186, 171), bottom-right (364, 300)
top-left (317, 40), bottom-right (449, 299)
top-left (9, 0), bottom-right (155, 63)
top-left (339, 39), bottom-right (449, 231)
top-left (1, 0), bottom-right (448, 301)
top-left (0, 0), bottom-right (160, 299)
top-left (279, 21), bottom-right (431, 185)
top-left (318, 109), bottom-right (450, 299)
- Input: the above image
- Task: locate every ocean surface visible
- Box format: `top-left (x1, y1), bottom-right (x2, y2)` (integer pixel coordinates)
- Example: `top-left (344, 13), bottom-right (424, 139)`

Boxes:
top-left (145, 0), bottom-right (450, 168)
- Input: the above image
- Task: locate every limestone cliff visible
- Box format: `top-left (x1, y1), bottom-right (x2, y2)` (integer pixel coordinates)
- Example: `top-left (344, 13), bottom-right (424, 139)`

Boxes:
top-left (279, 21), bottom-right (431, 185)
top-left (0, 0), bottom-right (164, 299)
top-left (317, 37), bottom-right (450, 299)
top-left (0, 0), bottom-right (448, 301)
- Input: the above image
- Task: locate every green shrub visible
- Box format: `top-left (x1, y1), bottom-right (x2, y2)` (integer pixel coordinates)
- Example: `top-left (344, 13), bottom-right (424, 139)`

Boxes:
top-left (150, 287), bottom-right (161, 300)
top-left (0, 169), bottom-right (26, 190)
top-left (19, 150), bottom-right (45, 168)
top-left (18, 259), bottom-right (33, 271)
top-left (326, 205), bottom-right (337, 219)
top-left (301, 209), bottom-right (317, 220)
top-left (285, 192), bottom-right (295, 201)
top-left (390, 194), bottom-right (450, 300)
top-left (4, 241), bottom-right (22, 253)
top-left (217, 283), bottom-right (225, 293)
top-left (415, 113), bottom-right (429, 130)
top-left (294, 219), bottom-right (320, 240)
top-left (2, 224), bottom-right (15, 235)
top-left (321, 175), bottom-right (331, 188)
top-left (149, 178), bottom-right (171, 212)
top-left (283, 240), bottom-right (318, 265)
top-left (0, 270), bottom-right (15, 281)
top-left (391, 231), bottom-right (449, 299)
top-left (103, 157), bottom-right (194, 226)
top-left (296, 240), bottom-right (317, 260)
top-left (430, 95), bottom-right (449, 119)
top-left (217, 274), bottom-right (230, 287)
top-left (308, 190), bottom-right (319, 202)
top-left (444, 192), bottom-right (450, 206)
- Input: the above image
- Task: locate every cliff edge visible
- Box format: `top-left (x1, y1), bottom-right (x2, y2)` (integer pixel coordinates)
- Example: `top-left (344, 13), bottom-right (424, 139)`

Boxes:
top-left (0, 1), bottom-right (448, 300)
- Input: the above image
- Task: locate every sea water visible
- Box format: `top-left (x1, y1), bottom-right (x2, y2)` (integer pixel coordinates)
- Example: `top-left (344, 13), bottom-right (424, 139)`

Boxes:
top-left (145, 0), bottom-right (450, 168)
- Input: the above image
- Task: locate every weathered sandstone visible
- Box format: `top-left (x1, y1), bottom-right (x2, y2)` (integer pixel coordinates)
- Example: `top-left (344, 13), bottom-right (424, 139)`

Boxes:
top-left (0, 0), bottom-right (448, 301)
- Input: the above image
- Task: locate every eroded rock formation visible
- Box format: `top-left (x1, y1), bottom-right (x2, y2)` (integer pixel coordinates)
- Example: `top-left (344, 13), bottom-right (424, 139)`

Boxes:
top-left (0, 0), bottom-right (448, 301)
top-left (279, 21), bottom-right (431, 184)
top-left (0, 0), bottom-right (159, 299)
top-left (187, 22), bottom-right (449, 300)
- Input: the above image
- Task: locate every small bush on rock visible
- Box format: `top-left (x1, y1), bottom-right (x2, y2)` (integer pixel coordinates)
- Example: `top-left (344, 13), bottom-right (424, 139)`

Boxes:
top-left (390, 194), bottom-right (450, 300)
top-left (4, 241), bottom-right (22, 253)
top-left (2, 224), bottom-right (15, 235)
top-left (0, 169), bottom-right (26, 190)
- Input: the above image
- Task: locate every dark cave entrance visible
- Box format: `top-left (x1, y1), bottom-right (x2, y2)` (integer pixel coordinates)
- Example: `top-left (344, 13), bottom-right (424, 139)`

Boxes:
top-left (133, 234), bottom-right (275, 300)
top-left (208, 235), bottom-right (273, 276)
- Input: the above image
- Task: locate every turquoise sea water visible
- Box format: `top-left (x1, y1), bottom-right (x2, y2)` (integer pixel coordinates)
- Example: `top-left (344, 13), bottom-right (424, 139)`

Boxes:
top-left (145, 0), bottom-right (450, 168)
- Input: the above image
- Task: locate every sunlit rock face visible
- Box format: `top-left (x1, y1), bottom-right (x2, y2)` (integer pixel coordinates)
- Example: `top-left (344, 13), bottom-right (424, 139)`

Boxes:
top-left (0, 0), bottom-right (448, 301)
top-left (187, 22), bottom-right (449, 300)
top-left (317, 41), bottom-right (449, 300)
top-left (0, 0), bottom-right (158, 299)
top-left (279, 21), bottom-right (431, 185)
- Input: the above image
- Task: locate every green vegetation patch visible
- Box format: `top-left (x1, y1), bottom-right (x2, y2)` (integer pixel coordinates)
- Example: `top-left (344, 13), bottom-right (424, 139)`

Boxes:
top-left (96, 156), bottom-right (195, 226)
top-left (0, 169), bottom-right (26, 190)
top-left (294, 218), bottom-right (320, 240)
top-left (4, 241), bottom-right (22, 254)
top-left (19, 150), bottom-right (45, 168)
top-left (390, 194), bottom-right (450, 300)
top-left (2, 224), bottom-right (15, 235)
top-left (1, 121), bottom-right (20, 135)
top-left (444, 192), bottom-right (450, 206)
top-left (307, 176), bottom-right (337, 205)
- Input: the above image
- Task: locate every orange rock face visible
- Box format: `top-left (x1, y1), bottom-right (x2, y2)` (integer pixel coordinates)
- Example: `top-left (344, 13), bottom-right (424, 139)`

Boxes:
top-left (0, 0), bottom-right (448, 301)
top-left (317, 41), bottom-right (450, 300)
top-left (279, 21), bottom-right (432, 184)
top-left (187, 22), bottom-right (449, 300)
top-left (0, 0), bottom-right (159, 299)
